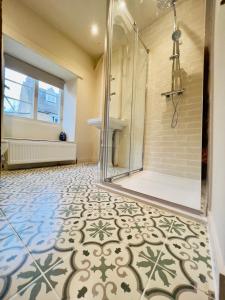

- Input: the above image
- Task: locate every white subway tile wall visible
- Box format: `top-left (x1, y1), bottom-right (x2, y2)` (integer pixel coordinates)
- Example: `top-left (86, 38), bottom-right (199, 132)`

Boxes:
top-left (142, 0), bottom-right (206, 179)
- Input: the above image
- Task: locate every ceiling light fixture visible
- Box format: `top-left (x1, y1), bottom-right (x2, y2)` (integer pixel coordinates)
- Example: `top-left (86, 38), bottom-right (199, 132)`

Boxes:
top-left (91, 24), bottom-right (99, 36)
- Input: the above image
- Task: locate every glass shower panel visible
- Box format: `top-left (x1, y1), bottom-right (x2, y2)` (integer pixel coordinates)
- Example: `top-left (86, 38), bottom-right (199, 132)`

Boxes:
top-left (129, 39), bottom-right (148, 172)
top-left (106, 0), bottom-right (135, 179)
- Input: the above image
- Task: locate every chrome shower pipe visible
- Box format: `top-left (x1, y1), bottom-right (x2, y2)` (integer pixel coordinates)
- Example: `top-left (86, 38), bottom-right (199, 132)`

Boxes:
top-left (172, 0), bottom-right (178, 31)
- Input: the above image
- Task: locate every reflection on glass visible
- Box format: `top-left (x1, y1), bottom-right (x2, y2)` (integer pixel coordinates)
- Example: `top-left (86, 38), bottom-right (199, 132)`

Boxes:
top-left (130, 40), bottom-right (148, 172)
top-left (106, 0), bottom-right (135, 179)
top-left (37, 81), bottom-right (61, 124)
top-left (106, 0), bottom-right (148, 180)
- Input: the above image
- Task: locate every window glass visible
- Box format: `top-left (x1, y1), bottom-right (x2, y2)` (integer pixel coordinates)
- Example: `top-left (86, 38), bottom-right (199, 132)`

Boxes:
top-left (37, 81), bottom-right (61, 124)
top-left (4, 67), bottom-right (62, 124)
top-left (4, 68), bottom-right (35, 118)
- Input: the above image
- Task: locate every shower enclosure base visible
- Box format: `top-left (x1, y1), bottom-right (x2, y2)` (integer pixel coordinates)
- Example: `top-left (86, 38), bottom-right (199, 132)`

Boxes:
top-left (115, 170), bottom-right (202, 211)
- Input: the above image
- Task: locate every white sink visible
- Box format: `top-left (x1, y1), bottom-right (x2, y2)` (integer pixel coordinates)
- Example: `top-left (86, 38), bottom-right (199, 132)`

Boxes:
top-left (87, 117), bottom-right (127, 166)
top-left (87, 117), bottom-right (127, 130)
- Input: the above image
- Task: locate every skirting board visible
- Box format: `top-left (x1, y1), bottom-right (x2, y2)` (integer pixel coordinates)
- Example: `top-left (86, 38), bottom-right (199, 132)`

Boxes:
top-left (208, 212), bottom-right (225, 299)
top-left (4, 160), bottom-right (77, 170)
top-left (219, 274), bottom-right (225, 300)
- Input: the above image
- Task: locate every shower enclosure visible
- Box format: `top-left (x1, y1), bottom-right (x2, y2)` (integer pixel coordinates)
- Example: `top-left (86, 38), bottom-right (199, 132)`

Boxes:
top-left (101, 0), bottom-right (206, 214)
top-left (101, 0), bottom-right (149, 182)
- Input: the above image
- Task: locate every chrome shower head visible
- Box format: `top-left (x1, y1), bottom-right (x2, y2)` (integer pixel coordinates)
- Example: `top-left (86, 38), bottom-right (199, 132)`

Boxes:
top-left (172, 29), bottom-right (181, 41)
top-left (156, 0), bottom-right (176, 10)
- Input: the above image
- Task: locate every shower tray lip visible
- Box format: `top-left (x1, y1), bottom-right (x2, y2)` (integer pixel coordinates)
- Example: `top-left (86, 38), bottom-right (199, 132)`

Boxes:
top-left (97, 181), bottom-right (205, 222)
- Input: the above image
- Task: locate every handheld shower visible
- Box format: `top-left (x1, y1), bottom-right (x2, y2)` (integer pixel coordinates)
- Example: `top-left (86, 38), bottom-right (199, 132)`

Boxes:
top-left (158, 0), bottom-right (184, 128)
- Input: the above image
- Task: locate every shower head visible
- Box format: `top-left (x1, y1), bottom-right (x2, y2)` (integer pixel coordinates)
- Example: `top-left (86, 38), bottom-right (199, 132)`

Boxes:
top-left (172, 29), bottom-right (181, 41)
top-left (156, 0), bottom-right (176, 10)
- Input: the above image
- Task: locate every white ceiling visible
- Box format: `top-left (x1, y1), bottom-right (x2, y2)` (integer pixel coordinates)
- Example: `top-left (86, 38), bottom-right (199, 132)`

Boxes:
top-left (127, 0), bottom-right (159, 30)
top-left (20, 0), bottom-right (107, 60)
top-left (20, 0), bottom-right (160, 60)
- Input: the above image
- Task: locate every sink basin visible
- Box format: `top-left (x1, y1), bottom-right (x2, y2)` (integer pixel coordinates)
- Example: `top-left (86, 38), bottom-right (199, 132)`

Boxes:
top-left (87, 117), bottom-right (127, 130)
top-left (87, 117), bottom-right (127, 167)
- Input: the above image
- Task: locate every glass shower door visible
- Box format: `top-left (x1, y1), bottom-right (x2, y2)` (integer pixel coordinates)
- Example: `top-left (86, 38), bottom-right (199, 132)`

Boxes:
top-left (129, 39), bottom-right (148, 172)
top-left (106, 0), bottom-right (135, 179)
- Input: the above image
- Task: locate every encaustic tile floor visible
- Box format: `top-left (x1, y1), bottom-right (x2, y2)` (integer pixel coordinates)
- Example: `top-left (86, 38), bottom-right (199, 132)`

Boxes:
top-left (0, 164), bottom-right (215, 300)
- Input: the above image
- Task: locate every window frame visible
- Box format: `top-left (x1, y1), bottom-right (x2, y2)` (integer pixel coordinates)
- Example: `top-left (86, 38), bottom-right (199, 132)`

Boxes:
top-left (4, 66), bottom-right (64, 125)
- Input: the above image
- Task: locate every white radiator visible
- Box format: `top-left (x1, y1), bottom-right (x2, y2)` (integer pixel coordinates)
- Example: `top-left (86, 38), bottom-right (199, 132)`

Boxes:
top-left (6, 139), bottom-right (76, 165)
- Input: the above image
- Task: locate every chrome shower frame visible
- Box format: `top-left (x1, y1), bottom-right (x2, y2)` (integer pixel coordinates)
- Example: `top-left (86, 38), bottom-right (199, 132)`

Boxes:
top-left (100, 0), bottom-right (149, 183)
top-left (100, 0), bottom-right (113, 182)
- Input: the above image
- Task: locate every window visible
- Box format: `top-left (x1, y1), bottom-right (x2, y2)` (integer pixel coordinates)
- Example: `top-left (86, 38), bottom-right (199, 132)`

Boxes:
top-left (4, 55), bottom-right (64, 124)
top-left (4, 68), bottom-right (35, 119)
top-left (37, 81), bottom-right (61, 124)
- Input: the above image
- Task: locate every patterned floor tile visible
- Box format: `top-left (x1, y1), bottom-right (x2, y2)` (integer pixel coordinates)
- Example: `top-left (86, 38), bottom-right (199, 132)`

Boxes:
top-left (54, 203), bottom-right (84, 220)
top-left (82, 201), bottom-right (117, 220)
top-left (0, 229), bottom-right (41, 299)
top-left (115, 201), bottom-right (145, 217)
top-left (81, 218), bottom-right (120, 245)
top-left (0, 164), bottom-right (215, 300)
top-left (116, 215), bottom-right (166, 246)
top-left (11, 275), bottom-right (58, 300)
top-left (46, 243), bottom-right (147, 300)
top-left (148, 215), bottom-right (197, 239)
top-left (165, 235), bottom-right (214, 297)
top-left (143, 288), bottom-right (215, 300)
top-left (19, 218), bottom-right (83, 271)
top-left (31, 250), bottom-right (67, 275)
top-left (142, 241), bottom-right (215, 299)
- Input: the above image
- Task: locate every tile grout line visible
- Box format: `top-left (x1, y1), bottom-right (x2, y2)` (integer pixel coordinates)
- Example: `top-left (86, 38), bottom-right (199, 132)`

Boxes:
top-left (140, 238), bottom-right (169, 300)
top-left (3, 209), bottom-right (62, 300)
top-left (141, 218), bottom-right (215, 300)
top-left (9, 273), bottom-right (44, 300)
top-left (1, 168), bottom-right (89, 299)
top-left (35, 248), bottom-right (77, 299)
top-left (6, 205), bottom-right (87, 299)
top-left (140, 220), bottom-right (175, 300)
top-left (3, 217), bottom-right (58, 299)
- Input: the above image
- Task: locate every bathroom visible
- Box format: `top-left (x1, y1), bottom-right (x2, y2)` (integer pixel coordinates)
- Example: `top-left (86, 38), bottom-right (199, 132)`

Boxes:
top-left (1, 0), bottom-right (225, 299)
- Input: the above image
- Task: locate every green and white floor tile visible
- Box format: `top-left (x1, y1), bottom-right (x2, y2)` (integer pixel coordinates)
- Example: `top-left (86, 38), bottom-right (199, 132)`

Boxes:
top-left (0, 164), bottom-right (215, 299)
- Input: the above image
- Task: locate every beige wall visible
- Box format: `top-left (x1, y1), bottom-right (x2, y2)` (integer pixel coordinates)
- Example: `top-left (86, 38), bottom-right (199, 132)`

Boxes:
top-left (95, 56), bottom-right (105, 118)
top-left (142, 0), bottom-right (206, 179)
top-left (93, 56), bottom-right (105, 160)
top-left (2, 0), bottom-right (99, 162)
top-left (209, 0), bottom-right (225, 281)
top-left (63, 79), bottom-right (77, 142)
top-left (3, 115), bottom-right (61, 141)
